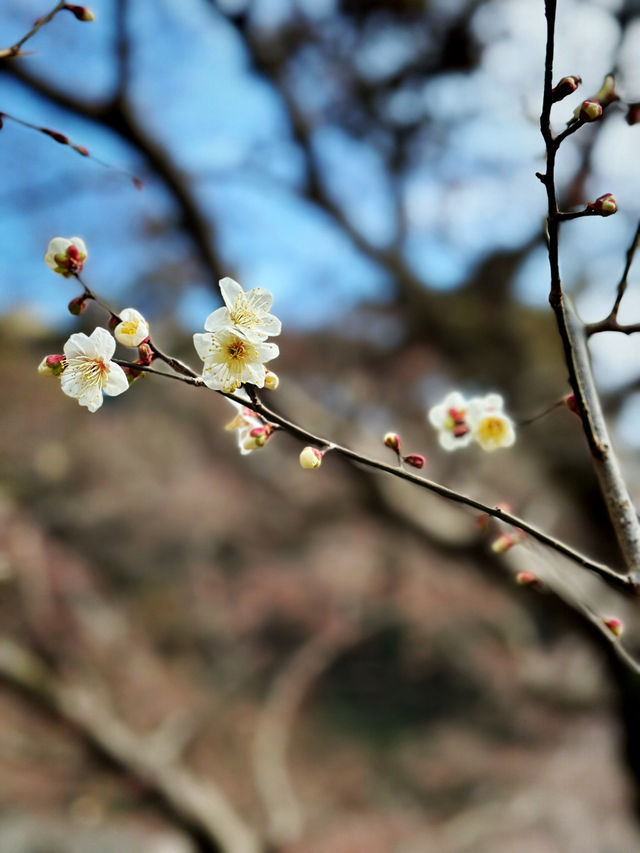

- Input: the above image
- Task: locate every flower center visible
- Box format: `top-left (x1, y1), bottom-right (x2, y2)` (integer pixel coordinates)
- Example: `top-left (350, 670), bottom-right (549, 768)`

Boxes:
top-left (119, 320), bottom-right (139, 336)
top-left (226, 339), bottom-right (248, 360)
top-left (477, 416), bottom-right (507, 443)
top-left (68, 356), bottom-right (108, 387)
top-left (230, 296), bottom-right (258, 329)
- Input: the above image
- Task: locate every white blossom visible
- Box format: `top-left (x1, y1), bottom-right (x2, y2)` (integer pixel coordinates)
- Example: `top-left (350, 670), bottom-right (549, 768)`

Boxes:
top-left (299, 446), bottom-right (322, 469)
top-left (193, 329), bottom-right (279, 393)
top-left (427, 391), bottom-right (473, 451)
top-left (44, 237), bottom-right (87, 277)
top-left (203, 277), bottom-right (281, 342)
top-left (467, 393), bottom-right (516, 452)
top-left (114, 308), bottom-right (150, 348)
top-left (60, 327), bottom-right (128, 412)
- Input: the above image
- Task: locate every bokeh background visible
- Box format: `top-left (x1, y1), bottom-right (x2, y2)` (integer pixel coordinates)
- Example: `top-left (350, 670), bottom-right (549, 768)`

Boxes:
top-left (3, 1), bottom-right (640, 850)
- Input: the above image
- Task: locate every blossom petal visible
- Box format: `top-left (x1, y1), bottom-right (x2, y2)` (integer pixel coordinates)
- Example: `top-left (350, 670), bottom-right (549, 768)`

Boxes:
top-left (88, 327), bottom-right (116, 360)
top-left (104, 363), bottom-right (129, 396)
top-left (203, 307), bottom-right (232, 334)
top-left (64, 332), bottom-right (93, 359)
top-left (219, 277), bottom-right (243, 310)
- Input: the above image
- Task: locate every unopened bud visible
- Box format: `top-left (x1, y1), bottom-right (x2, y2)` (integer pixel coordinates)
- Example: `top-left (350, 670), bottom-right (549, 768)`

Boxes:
top-left (491, 532), bottom-right (518, 554)
top-left (41, 128), bottom-right (70, 145)
top-left (383, 432), bottom-right (401, 453)
top-left (603, 617), bottom-right (624, 638)
top-left (63, 4), bottom-right (95, 21)
top-left (403, 453), bottom-right (425, 469)
top-left (578, 99), bottom-right (603, 122)
top-left (264, 370), bottom-right (279, 390)
top-left (137, 342), bottom-right (153, 365)
top-left (551, 75), bottom-right (581, 103)
top-left (515, 571), bottom-right (539, 586)
top-left (67, 295), bottom-right (88, 316)
top-left (564, 392), bottom-right (578, 414)
top-left (299, 446), bottom-right (323, 470)
top-left (38, 354), bottom-right (66, 377)
top-left (108, 315), bottom-right (119, 331)
top-left (588, 193), bottom-right (617, 216)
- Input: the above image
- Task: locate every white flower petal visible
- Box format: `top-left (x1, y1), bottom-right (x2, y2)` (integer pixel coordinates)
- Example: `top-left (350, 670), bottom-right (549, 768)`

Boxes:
top-left (64, 332), bottom-right (93, 359)
top-left (88, 327), bottom-right (116, 360)
top-left (203, 307), bottom-right (232, 334)
top-left (104, 363), bottom-right (129, 396)
top-left (219, 277), bottom-right (243, 309)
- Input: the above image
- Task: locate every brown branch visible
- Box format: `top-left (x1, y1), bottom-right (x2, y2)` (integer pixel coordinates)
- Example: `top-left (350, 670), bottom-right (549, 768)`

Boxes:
top-left (0, 2), bottom-right (66, 60)
top-left (0, 636), bottom-right (264, 853)
top-left (540, 0), bottom-right (640, 576)
top-left (587, 219), bottom-right (640, 334)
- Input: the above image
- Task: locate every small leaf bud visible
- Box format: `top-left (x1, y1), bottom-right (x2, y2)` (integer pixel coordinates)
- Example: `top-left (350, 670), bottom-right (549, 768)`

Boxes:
top-left (603, 617), bottom-right (624, 638)
top-left (41, 128), bottom-right (70, 145)
top-left (299, 446), bottom-right (323, 470)
top-left (264, 370), bottom-right (279, 390)
top-left (63, 4), bottom-right (95, 21)
top-left (578, 99), bottom-right (603, 122)
top-left (403, 453), bottom-right (425, 469)
top-left (551, 75), bottom-right (581, 103)
top-left (38, 354), bottom-right (66, 377)
top-left (73, 144), bottom-right (90, 157)
top-left (383, 432), bottom-right (401, 453)
top-left (587, 193), bottom-right (617, 216)
top-left (68, 295), bottom-right (88, 316)
top-left (564, 393), bottom-right (578, 414)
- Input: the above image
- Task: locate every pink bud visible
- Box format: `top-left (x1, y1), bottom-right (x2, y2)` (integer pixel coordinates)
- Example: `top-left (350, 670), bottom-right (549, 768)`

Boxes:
top-left (67, 295), bottom-right (88, 316)
top-left (565, 393), bottom-right (578, 414)
top-left (551, 75), bottom-right (581, 103)
top-left (603, 617), bottom-right (624, 638)
top-left (383, 432), bottom-right (401, 453)
top-left (491, 533), bottom-right (517, 554)
top-left (108, 315), bottom-right (119, 331)
top-left (587, 193), bottom-right (617, 216)
top-left (579, 99), bottom-right (603, 122)
top-left (515, 571), bottom-right (539, 586)
top-left (40, 128), bottom-right (70, 145)
top-left (73, 144), bottom-right (90, 157)
top-left (403, 453), bottom-right (425, 469)
top-left (137, 342), bottom-right (153, 365)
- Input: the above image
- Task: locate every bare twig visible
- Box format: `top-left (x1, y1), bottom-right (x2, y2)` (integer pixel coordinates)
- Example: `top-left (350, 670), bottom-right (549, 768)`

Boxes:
top-left (0, 637), bottom-right (263, 853)
top-left (540, 0), bottom-right (640, 576)
top-left (0, 2), bottom-right (65, 60)
top-left (587, 219), bottom-right (640, 334)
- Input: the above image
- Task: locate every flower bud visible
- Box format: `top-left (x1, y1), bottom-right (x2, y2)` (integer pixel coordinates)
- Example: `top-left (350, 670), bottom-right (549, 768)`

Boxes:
top-left (491, 532), bottom-right (517, 554)
top-left (68, 295), bottom-right (88, 316)
top-left (403, 453), bottom-right (425, 469)
top-left (603, 617), bottom-right (624, 638)
top-left (44, 236), bottom-right (87, 277)
top-left (64, 4), bottom-right (95, 20)
top-left (578, 99), bottom-right (603, 122)
top-left (587, 193), bottom-right (617, 216)
top-left (551, 75), bottom-right (581, 103)
top-left (564, 393), bottom-right (578, 414)
top-left (264, 370), bottom-right (279, 390)
top-left (383, 432), bottom-right (401, 453)
top-left (515, 571), bottom-right (539, 586)
top-left (38, 354), bottom-right (66, 377)
top-left (114, 308), bottom-right (150, 348)
top-left (137, 342), bottom-right (154, 365)
top-left (299, 446), bottom-right (323, 469)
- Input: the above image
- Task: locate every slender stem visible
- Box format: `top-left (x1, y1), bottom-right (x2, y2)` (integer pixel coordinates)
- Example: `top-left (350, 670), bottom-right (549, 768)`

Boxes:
top-left (0, 1), bottom-right (66, 60)
top-left (113, 359), bottom-right (203, 385)
top-left (587, 219), bottom-right (640, 335)
top-left (114, 358), bottom-right (633, 592)
top-left (540, 0), bottom-right (640, 575)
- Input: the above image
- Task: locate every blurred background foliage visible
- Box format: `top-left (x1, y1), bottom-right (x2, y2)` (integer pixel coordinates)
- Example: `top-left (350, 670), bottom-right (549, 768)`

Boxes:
top-left (3, 0), bottom-right (640, 850)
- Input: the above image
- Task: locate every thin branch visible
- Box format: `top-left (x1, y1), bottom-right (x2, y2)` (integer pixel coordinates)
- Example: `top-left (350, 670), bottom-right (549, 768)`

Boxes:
top-left (0, 636), bottom-right (263, 853)
top-left (540, 0), bottom-right (640, 576)
top-left (0, 2), bottom-right (66, 60)
top-left (587, 219), bottom-right (640, 334)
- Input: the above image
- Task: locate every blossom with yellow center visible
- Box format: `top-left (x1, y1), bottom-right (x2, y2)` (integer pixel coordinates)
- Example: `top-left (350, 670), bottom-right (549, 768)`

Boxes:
top-left (203, 277), bottom-right (281, 342)
top-left (114, 307), bottom-right (150, 348)
top-left (60, 327), bottom-right (129, 412)
top-left (193, 328), bottom-right (279, 393)
top-left (467, 393), bottom-right (515, 452)
top-left (427, 391), bottom-right (474, 451)
top-left (44, 236), bottom-right (87, 277)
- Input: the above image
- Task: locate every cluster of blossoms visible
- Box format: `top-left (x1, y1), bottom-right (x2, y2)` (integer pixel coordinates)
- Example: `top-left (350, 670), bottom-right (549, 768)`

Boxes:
top-left (193, 277), bottom-right (280, 394)
top-left (428, 391), bottom-right (515, 452)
